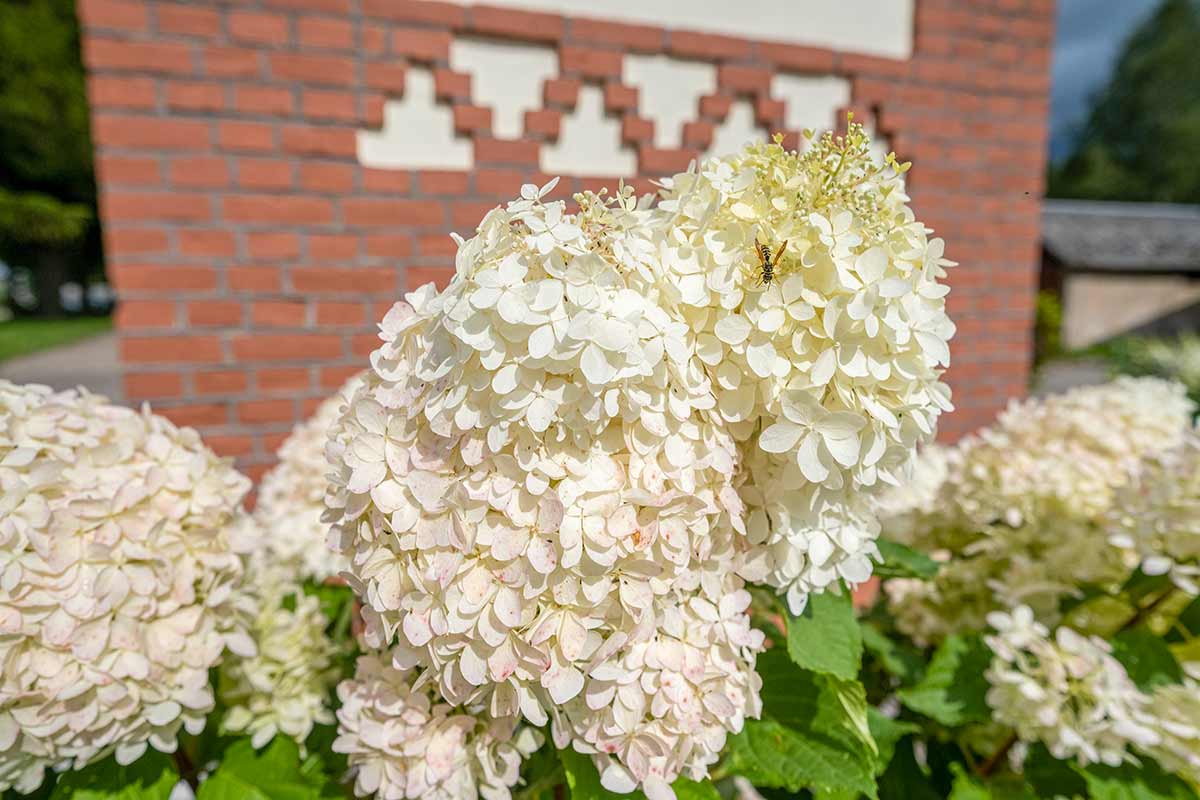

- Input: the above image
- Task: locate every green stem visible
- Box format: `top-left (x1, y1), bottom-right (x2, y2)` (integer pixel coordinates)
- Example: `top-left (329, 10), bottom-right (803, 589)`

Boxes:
top-left (1120, 587), bottom-right (1177, 634)
top-left (174, 747), bottom-right (199, 789)
top-left (514, 765), bottom-right (566, 800)
top-left (977, 732), bottom-right (1018, 777)
top-left (332, 592), bottom-right (355, 643)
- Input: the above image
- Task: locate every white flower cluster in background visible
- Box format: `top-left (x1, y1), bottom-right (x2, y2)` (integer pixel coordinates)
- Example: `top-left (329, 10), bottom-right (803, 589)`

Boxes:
top-left (218, 519), bottom-right (340, 750)
top-left (0, 381), bottom-right (254, 794)
top-left (326, 130), bottom-right (953, 798)
top-left (1109, 435), bottom-right (1200, 594)
top-left (254, 374), bottom-right (364, 582)
top-left (983, 607), bottom-right (1161, 767)
top-left (881, 378), bottom-right (1197, 643)
top-left (1143, 672), bottom-right (1200, 784)
top-left (333, 650), bottom-right (541, 800)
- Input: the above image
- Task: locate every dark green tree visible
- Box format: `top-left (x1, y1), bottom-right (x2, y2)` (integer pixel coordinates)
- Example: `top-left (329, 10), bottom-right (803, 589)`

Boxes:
top-left (0, 0), bottom-right (97, 316)
top-left (1049, 0), bottom-right (1200, 204)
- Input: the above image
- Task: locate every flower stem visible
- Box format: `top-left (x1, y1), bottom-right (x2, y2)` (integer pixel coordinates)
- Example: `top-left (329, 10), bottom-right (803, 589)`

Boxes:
top-left (1120, 587), bottom-right (1177, 634)
top-left (978, 733), bottom-right (1018, 777)
top-left (174, 747), bottom-right (199, 789)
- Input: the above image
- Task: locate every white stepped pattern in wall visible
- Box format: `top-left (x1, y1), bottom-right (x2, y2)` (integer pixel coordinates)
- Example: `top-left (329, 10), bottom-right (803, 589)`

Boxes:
top-left (358, 43), bottom-right (862, 176)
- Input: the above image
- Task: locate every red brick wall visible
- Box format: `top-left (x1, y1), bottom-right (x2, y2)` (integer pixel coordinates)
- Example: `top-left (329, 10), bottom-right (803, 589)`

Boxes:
top-left (78, 0), bottom-right (1053, 477)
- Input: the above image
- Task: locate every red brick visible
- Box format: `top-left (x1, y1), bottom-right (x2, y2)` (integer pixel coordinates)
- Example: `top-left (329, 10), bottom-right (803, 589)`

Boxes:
top-left (124, 372), bottom-right (183, 399)
top-left (122, 336), bottom-right (222, 363)
top-left (234, 86), bottom-right (295, 116)
top-left (620, 116), bottom-right (654, 146)
top-left (252, 300), bottom-right (308, 327)
top-left (544, 78), bottom-right (580, 108)
top-left (668, 31), bottom-right (750, 60)
top-left (682, 121), bottom-right (714, 149)
top-left (232, 333), bottom-right (342, 361)
top-left (93, 115), bottom-right (210, 150)
top-left (229, 11), bottom-right (289, 45)
top-left (559, 46), bottom-right (621, 79)
top-left (603, 84), bottom-right (637, 114)
top-left (223, 194), bottom-right (334, 225)
top-left (475, 168), bottom-right (524, 197)
top-left (179, 229), bottom-right (236, 257)
top-left (262, 0), bottom-right (350, 12)
top-left (195, 369), bottom-right (249, 394)
top-left (418, 171), bottom-right (468, 194)
top-left (363, 23), bottom-right (387, 54)
top-left (362, 0), bottom-right (465, 26)
top-left (524, 109), bottom-right (560, 140)
top-left (206, 435), bottom-right (254, 457)
top-left (470, 5), bottom-right (563, 42)
top-left (291, 266), bottom-right (397, 293)
top-left (230, 266), bottom-right (282, 292)
top-left (166, 80), bottom-right (225, 112)
top-left (301, 162), bottom-right (356, 193)
top-left (405, 266), bottom-right (453, 291)
top-left (718, 64), bottom-right (771, 94)
top-left (366, 63), bottom-right (405, 93)
top-left (390, 27), bottom-right (451, 62)
top-left (473, 138), bottom-right (538, 166)
top-left (204, 46), bottom-right (262, 78)
top-left (316, 301), bottom-right (365, 326)
top-left (302, 90), bottom-right (358, 122)
top-left (755, 97), bottom-right (785, 128)
top-left (271, 53), bottom-right (354, 86)
top-left (107, 226), bottom-right (169, 253)
top-left (219, 121), bottom-right (275, 152)
top-left (433, 69), bottom-right (471, 101)
top-left (111, 264), bottom-right (216, 291)
top-left (188, 300), bottom-right (243, 326)
top-left (281, 125), bottom-right (356, 158)
top-left (364, 234), bottom-right (412, 258)
top-left (418, 234), bottom-right (457, 257)
top-left (350, 332), bottom-right (378, 356)
top-left (568, 18), bottom-right (661, 51)
top-left (639, 147), bottom-right (693, 174)
top-left (759, 42), bottom-right (836, 72)
top-left (453, 105), bottom-right (491, 135)
top-left (77, 0), bottom-right (147, 31)
top-left (105, 192), bottom-right (210, 222)
top-left (117, 300), bottom-right (176, 329)
top-left (84, 38), bottom-right (193, 73)
top-left (161, 403), bottom-right (228, 428)
top-left (238, 399), bottom-right (295, 424)
top-left (362, 168), bottom-right (412, 193)
top-left (237, 158), bottom-right (294, 190)
top-left (451, 200), bottom-right (499, 228)
top-left (840, 53), bottom-right (910, 79)
top-left (157, 5), bottom-right (221, 38)
top-left (98, 155), bottom-right (161, 185)
top-left (309, 234), bottom-right (358, 261)
top-left (257, 367), bottom-right (311, 391)
top-left (298, 17), bottom-right (354, 49)
top-left (170, 156), bottom-right (230, 189)
top-left (699, 95), bottom-right (732, 120)
top-left (344, 198), bottom-right (444, 227)
top-left (321, 364), bottom-right (363, 389)
top-left (247, 232), bottom-right (300, 260)
top-left (88, 76), bottom-right (157, 109)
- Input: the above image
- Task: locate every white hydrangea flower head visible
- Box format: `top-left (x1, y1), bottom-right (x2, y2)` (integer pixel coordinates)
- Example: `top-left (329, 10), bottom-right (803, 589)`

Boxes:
top-left (881, 378), bottom-right (1196, 642)
top-left (218, 519), bottom-right (340, 750)
top-left (652, 128), bottom-right (954, 610)
top-left (334, 649), bottom-right (542, 800)
top-left (0, 381), bottom-right (255, 793)
top-left (1109, 434), bottom-right (1200, 594)
top-left (1144, 677), bottom-right (1200, 784)
top-left (255, 373), bottom-right (365, 582)
top-left (984, 607), bottom-right (1160, 767)
top-left (327, 131), bottom-right (949, 797)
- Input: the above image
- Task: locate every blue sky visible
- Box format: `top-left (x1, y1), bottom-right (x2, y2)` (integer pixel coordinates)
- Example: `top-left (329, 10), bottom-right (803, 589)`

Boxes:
top-left (1050, 0), bottom-right (1159, 162)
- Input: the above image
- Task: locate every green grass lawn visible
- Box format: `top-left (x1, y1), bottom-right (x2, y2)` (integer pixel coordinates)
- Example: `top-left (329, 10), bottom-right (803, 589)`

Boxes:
top-left (0, 316), bottom-right (112, 363)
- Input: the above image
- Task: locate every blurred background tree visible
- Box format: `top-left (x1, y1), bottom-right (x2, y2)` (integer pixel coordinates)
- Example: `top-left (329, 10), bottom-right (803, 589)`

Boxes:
top-left (0, 0), bottom-right (98, 317)
top-left (1049, 0), bottom-right (1200, 203)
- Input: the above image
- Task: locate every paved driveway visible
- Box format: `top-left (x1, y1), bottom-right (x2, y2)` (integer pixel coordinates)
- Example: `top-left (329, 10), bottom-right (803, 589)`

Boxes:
top-left (0, 332), bottom-right (121, 400)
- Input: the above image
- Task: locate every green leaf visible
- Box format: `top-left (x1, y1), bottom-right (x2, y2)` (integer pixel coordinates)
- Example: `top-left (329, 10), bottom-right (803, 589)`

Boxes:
top-left (670, 776), bottom-right (721, 800)
top-left (558, 748), bottom-right (645, 800)
top-left (49, 753), bottom-right (178, 800)
top-left (787, 590), bottom-right (863, 680)
top-left (898, 634), bottom-right (992, 727)
top-left (1110, 629), bottom-right (1183, 691)
top-left (861, 624), bottom-right (926, 685)
top-left (196, 737), bottom-right (342, 800)
top-left (948, 763), bottom-right (991, 800)
top-left (1167, 595), bottom-right (1200, 643)
top-left (727, 650), bottom-right (877, 798)
top-left (1024, 744), bottom-right (1087, 800)
top-left (877, 738), bottom-right (940, 800)
top-left (867, 709), bottom-right (919, 776)
top-left (875, 539), bottom-right (940, 580)
top-left (1075, 756), bottom-right (1198, 800)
